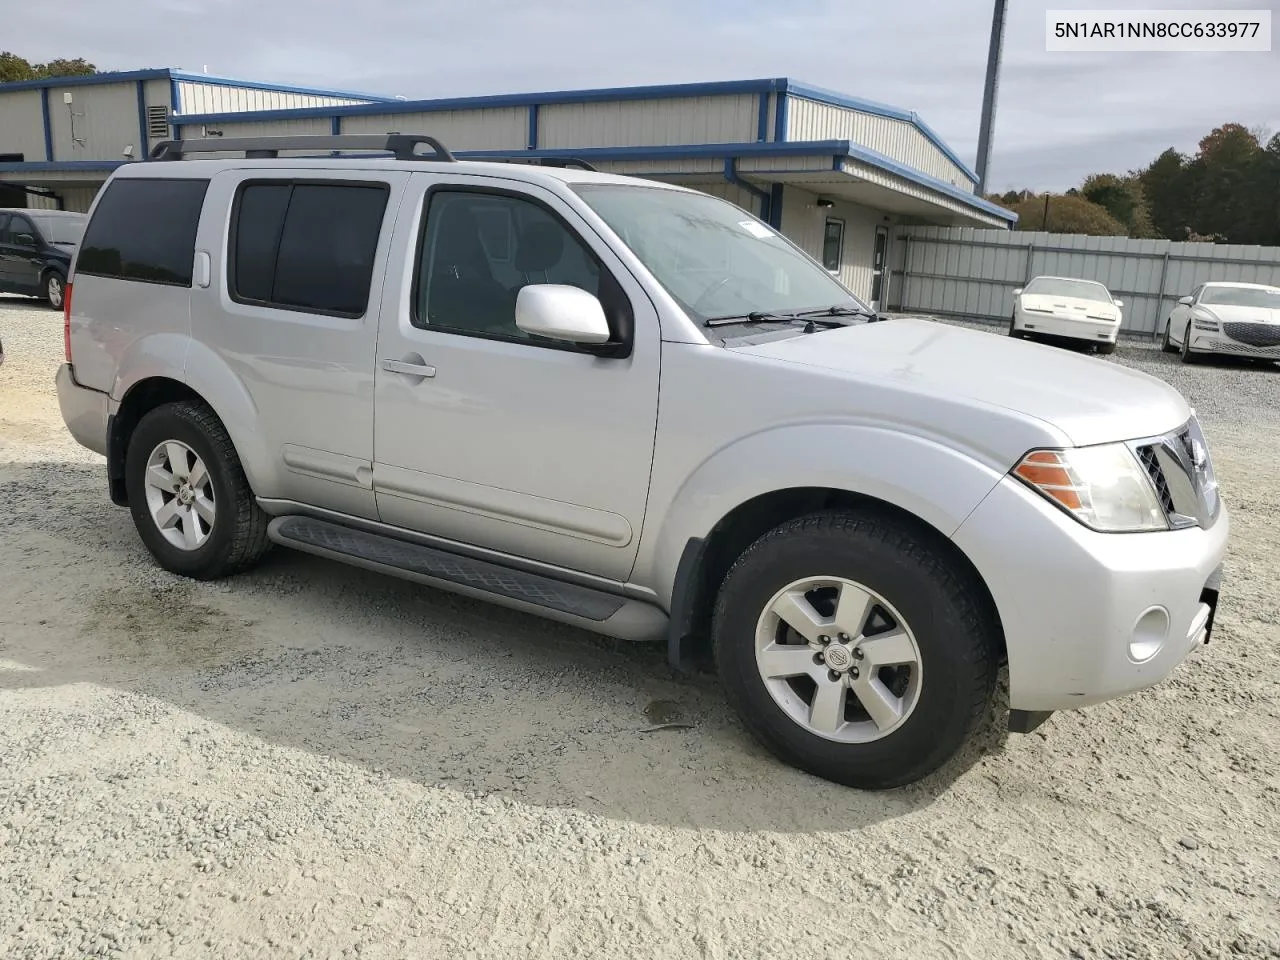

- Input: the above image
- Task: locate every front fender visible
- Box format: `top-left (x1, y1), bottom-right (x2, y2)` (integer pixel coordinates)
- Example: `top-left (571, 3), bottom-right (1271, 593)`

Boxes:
top-left (636, 423), bottom-right (1008, 608)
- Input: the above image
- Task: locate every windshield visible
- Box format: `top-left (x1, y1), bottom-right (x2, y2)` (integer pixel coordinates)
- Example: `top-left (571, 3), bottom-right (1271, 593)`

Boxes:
top-left (572, 183), bottom-right (867, 322)
top-left (1023, 277), bottom-right (1112, 302)
top-left (1200, 286), bottom-right (1280, 309)
top-left (31, 215), bottom-right (85, 245)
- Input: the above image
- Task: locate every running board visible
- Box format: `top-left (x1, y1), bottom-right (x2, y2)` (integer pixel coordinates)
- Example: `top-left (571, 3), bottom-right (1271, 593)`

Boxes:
top-left (267, 516), bottom-right (665, 637)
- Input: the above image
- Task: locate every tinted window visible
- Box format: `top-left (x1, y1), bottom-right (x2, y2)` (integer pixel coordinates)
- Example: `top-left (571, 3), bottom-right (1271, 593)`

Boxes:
top-left (76, 178), bottom-right (209, 286)
top-left (31, 214), bottom-right (86, 246)
top-left (230, 181), bottom-right (389, 317)
top-left (415, 190), bottom-right (604, 340)
top-left (3, 215), bottom-right (36, 244)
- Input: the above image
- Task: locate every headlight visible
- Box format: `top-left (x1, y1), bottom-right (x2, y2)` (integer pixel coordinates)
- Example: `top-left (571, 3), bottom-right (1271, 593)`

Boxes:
top-left (1013, 444), bottom-right (1167, 532)
top-left (1192, 319), bottom-right (1220, 331)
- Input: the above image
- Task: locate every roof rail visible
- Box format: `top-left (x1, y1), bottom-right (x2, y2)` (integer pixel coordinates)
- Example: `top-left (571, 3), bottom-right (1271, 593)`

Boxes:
top-left (467, 155), bottom-right (599, 172)
top-left (148, 133), bottom-right (456, 162)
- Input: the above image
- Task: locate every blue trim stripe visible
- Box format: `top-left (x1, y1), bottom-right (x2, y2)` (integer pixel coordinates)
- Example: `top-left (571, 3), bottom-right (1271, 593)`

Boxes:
top-left (773, 86), bottom-right (789, 142)
top-left (40, 88), bottom-right (54, 161)
top-left (169, 77), bottom-right (181, 113)
top-left (768, 183), bottom-right (785, 229)
top-left (0, 67), bottom-right (394, 103)
top-left (171, 78), bottom-right (792, 124)
top-left (136, 80), bottom-right (149, 151)
top-left (331, 116), bottom-right (341, 135)
top-left (528, 104), bottom-right (539, 150)
top-left (756, 93), bottom-right (769, 142)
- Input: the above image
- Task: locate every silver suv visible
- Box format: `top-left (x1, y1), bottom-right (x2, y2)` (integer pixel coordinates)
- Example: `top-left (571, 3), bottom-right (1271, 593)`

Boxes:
top-left (55, 134), bottom-right (1228, 789)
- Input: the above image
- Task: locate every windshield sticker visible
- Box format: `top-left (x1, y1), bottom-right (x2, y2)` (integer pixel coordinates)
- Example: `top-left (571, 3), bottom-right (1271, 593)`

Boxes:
top-left (738, 220), bottom-right (774, 239)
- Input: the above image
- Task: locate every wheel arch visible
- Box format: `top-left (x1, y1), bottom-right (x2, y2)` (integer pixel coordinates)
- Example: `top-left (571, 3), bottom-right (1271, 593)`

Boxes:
top-left (107, 377), bottom-right (207, 505)
top-left (664, 485), bottom-right (1006, 672)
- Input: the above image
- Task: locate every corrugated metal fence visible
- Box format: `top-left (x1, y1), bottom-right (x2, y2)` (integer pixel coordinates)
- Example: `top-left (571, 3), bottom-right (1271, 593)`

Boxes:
top-left (888, 227), bottom-right (1280, 337)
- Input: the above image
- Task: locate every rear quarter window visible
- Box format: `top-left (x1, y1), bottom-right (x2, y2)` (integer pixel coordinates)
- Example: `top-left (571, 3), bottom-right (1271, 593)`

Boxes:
top-left (76, 178), bottom-right (209, 286)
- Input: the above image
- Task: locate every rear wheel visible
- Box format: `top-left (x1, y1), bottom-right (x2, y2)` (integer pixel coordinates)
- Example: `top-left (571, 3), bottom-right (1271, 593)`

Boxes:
top-left (125, 401), bottom-right (270, 579)
top-left (44, 271), bottom-right (65, 311)
top-left (712, 510), bottom-right (998, 790)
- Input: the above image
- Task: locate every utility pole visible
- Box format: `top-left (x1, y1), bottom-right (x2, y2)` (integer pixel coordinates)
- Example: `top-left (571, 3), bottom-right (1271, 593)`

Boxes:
top-left (974, 0), bottom-right (1008, 195)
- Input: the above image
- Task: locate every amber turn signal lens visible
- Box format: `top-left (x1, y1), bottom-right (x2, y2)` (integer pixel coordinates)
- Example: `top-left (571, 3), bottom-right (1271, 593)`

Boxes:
top-left (1014, 450), bottom-right (1083, 511)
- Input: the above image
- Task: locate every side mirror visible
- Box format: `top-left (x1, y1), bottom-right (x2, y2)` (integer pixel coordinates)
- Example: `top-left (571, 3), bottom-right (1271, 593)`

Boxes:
top-left (1178, 296), bottom-right (1193, 306)
top-left (515, 284), bottom-right (612, 345)
top-left (14, 233), bottom-right (36, 247)
top-left (1011, 287), bottom-right (1023, 296)
top-left (1112, 298), bottom-right (1123, 308)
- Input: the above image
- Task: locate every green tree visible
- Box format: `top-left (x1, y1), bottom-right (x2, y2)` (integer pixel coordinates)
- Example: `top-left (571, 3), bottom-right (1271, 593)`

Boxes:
top-left (1189, 123), bottom-right (1263, 242)
top-left (1139, 148), bottom-right (1192, 240)
top-left (1080, 173), bottom-right (1155, 238)
top-left (1010, 193), bottom-right (1126, 236)
top-left (0, 51), bottom-right (97, 82)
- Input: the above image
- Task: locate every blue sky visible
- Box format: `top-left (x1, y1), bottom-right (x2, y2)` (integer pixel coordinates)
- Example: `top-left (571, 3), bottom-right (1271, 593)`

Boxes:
top-left (9, 0), bottom-right (1279, 191)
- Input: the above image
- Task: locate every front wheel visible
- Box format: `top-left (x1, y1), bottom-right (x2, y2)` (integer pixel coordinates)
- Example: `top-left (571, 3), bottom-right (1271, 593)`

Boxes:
top-left (1180, 330), bottom-right (1202, 365)
top-left (712, 511), bottom-right (999, 790)
top-left (1161, 321), bottom-right (1178, 354)
top-left (1096, 340), bottom-right (1117, 356)
top-left (44, 272), bottom-right (65, 311)
top-left (125, 401), bottom-right (270, 579)
top-left (1008, 313), bottom-right (1024, 339)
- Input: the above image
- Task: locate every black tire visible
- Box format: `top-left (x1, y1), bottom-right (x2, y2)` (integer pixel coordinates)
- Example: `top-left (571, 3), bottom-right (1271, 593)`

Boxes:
top-left (125, 400), bottom-right (270, 579)
top-left (1161, 321), bottom-right (1178, 354)
top-left (1180, 330), bottom-right (1201, 365)
top-left (712, 510), bottom-right (998, 790)
top-left (44, 271), bottom-right (66, 311)
top-left (1096, 341), bottom-right (1117, 356)
top-left (1008, 313), bottom-right (1024, 339)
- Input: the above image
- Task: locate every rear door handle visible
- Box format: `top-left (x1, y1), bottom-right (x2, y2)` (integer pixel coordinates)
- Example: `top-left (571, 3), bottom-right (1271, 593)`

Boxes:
top-left (381, 358), bottom-right (436, 378)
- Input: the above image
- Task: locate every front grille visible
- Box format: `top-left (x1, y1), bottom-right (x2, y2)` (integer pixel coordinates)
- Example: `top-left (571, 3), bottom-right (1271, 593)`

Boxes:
top-left (1223, 322), bottom-right (1280, 347)
top-left (1137, 444), bottom-right (1177, 516)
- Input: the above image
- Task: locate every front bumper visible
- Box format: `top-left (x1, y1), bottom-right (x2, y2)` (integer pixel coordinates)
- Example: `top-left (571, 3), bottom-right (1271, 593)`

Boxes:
top-left (1188, 330), bottom-right (1280, 360)
top-left (55, 362), bottom-right (109, 457)
top-left (953, 475), bottom-right (1228, 712)
top-left (1016, 310), bottom-right (1119, 344)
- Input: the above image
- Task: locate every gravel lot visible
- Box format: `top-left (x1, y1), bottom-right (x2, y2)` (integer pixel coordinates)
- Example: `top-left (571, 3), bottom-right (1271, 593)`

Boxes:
top-left (2, 295), bottom-right (1278, 960)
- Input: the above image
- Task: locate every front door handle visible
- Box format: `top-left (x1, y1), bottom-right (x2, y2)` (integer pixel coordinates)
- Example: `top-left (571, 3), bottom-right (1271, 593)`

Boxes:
top-left (381, 358), bottom-right (437, 378)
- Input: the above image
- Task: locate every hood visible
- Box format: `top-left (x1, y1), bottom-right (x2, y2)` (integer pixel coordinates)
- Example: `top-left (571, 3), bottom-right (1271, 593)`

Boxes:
top-left (1199, 304), bottom-right (1280, 325)
top-left (733, 317), bottom-right (1191, 448)
top-left (1020, 293), bottom-right (1119, 319)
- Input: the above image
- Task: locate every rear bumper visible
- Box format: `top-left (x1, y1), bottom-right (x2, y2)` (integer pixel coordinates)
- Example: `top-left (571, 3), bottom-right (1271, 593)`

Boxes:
top-left (55, 362), bottom-right (109, 457)
top-left (954, 475), bottom-right (1228, 712)
top-left (1016, 311), bottom-right (1119, 343)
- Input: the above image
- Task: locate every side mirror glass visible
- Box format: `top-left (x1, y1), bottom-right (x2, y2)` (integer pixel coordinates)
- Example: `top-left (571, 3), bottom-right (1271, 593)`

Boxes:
top-left (1178, 295), bottom-right (1193, 306)
top-left (515, 284), bottom-right (612, 345)
top-left (1011, 287), bottom-right (1023, 296)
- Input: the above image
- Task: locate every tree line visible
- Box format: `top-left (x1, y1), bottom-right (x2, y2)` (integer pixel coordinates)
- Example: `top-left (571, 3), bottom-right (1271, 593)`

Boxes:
top-left (989, 124), bottom-right (1280, 245)
top-left (0, 51), bottom-right (97, 83)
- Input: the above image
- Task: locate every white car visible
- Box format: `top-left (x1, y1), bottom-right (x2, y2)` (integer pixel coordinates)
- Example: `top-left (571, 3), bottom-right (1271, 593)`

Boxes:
top-left (1162, 281), bottom-right (1280, 364)
top-left (1009, 276), bottom-right (1124, 354)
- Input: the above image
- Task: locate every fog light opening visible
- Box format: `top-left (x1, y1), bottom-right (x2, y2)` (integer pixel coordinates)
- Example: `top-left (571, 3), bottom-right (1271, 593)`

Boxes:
top-left (1129, 606), bottom-right (1170, 663)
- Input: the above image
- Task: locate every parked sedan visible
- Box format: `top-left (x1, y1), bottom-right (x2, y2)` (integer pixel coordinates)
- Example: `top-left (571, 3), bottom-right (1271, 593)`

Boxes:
top-left (1009, 276), bottom-right (1124, 354)
top-left (1162, 281), bottom-right (1280, 365)
top-left (0, 209), bottom-right (85, 310)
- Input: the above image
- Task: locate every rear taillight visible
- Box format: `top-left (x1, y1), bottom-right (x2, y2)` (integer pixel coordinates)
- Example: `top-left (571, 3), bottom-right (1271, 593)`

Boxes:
top-left (63, 282), bottom-right (73, 362)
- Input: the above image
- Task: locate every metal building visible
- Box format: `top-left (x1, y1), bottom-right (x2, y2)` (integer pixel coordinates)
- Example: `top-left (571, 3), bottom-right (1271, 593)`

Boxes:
top-left (1, 72), bottom-right (1015, 309)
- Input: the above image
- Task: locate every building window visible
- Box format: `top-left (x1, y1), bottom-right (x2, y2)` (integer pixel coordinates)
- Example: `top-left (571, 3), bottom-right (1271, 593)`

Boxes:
top-left (822, 218), bottom-right (844, 272)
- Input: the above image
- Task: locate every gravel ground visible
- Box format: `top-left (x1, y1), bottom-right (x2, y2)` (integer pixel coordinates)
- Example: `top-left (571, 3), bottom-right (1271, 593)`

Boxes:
top-left (1, 295), bottom-right (1278, 960)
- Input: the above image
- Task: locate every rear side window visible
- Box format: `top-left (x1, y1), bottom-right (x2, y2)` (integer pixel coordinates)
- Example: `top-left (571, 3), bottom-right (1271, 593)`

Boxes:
top-left (76, 178), bottom-right (209, 286)
top-left (229, 180), bottom-right (389, 318)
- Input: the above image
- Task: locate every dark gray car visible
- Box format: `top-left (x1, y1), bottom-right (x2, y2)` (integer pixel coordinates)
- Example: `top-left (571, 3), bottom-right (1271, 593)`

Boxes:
top-left (0, 209), bottom-right (86, 310)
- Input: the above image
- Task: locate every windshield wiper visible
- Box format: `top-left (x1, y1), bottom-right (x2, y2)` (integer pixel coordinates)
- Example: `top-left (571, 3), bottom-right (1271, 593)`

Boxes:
top-left (705, 304), bottom-right (878, 330)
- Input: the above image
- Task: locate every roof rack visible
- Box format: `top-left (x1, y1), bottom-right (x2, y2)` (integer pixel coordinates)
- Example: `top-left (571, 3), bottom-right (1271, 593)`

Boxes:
top-left (148, 133), bottom-right (456, 162)
top-left (466, 155), bottom-right (599, 172)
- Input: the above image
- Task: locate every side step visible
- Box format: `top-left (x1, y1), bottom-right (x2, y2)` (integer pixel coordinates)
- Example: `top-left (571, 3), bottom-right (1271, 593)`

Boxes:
top-left (267, 515), bottom-right (642, 625)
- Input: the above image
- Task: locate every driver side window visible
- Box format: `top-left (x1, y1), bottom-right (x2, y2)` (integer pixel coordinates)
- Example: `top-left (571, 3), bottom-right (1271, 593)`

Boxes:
top-left (413, 189), bottom-right (605, 341)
